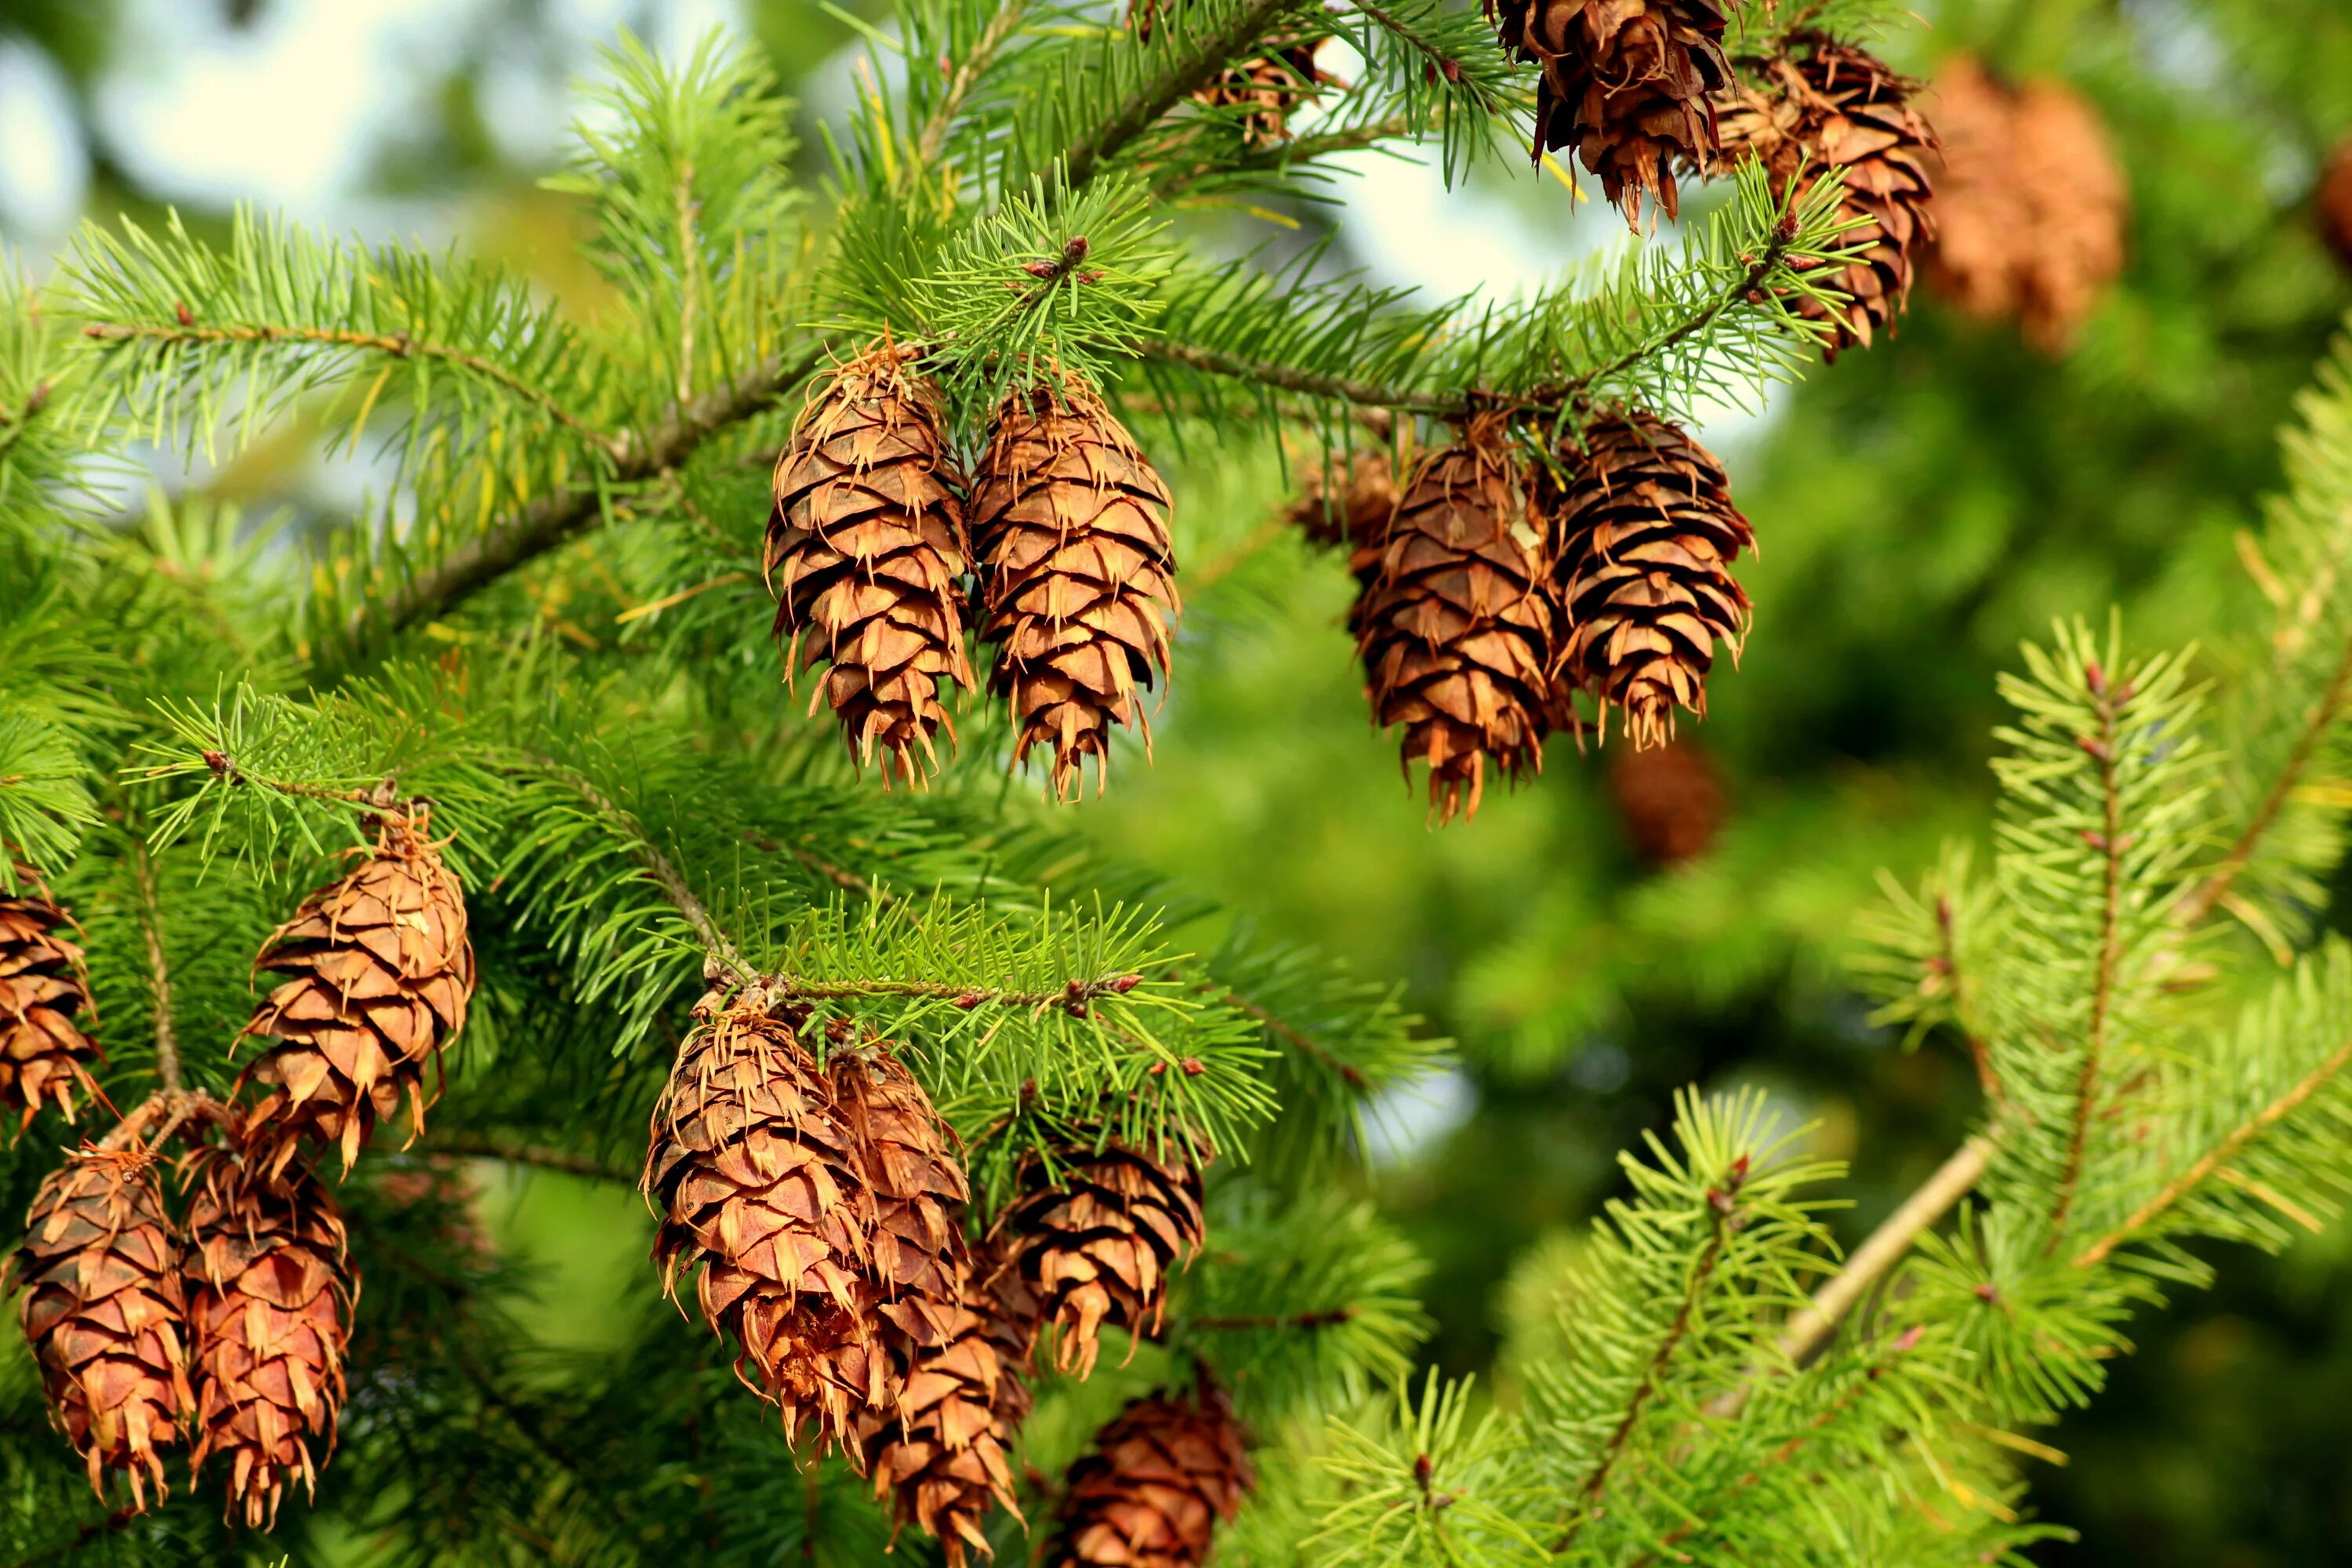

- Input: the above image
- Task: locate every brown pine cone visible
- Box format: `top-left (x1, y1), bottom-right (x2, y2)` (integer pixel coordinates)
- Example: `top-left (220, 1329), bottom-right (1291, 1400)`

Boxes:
top-left (1133, 2), bottom-right (1329, 148)
top-left (13, 1145), bottom-right (192, 1508)
top-left (2323, 136), bottom-right (2352, 273)
top-left (1716, 41), bottom-right (1937, 354)
top-left (0, 871), bottom-right (100, 1129)
top-left (858, 1260), bottom-right (1029, 1566)
top-left (1286, 452), bottom-right (1399, 553)
top-left (1047, 1379), bottom-right (1254, 1568)
top-left (1609, 735), bottom-right (1726, 865)
top-left (644, 995), bottom-right (881, 1457)
top-left (235, 811), bottom-right (474, 1174)
top-left (767, 344), bottom-right (976, 786)
top-left (182, 1136), bottom-right (355, 1528)
top-left (1924, 57), bottom-right (2126, 354)
top-left (1348, 416), bottom-right (1556, 822)
top-left (1551, 412), bottom-right (1754, 750)
top-left (1487, 0), bottom-right (1731, 225)
top-left (986, 1136), bottom-right (1206, 1381)
top-left (830, 1045), bottom-right (969, 1375)
top-left (972, 376), bottom-right (1181, 800)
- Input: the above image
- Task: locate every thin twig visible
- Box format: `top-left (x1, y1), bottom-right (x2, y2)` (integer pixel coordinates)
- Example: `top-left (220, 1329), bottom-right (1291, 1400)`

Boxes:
top-left (916, 2), bottom-right (1030, 168)
top-left (1218, 987), bottom-right (1367, 1089)
top-left (1058, 0), bottom-right (1296, 194)
top-left (1190, 1305), bottom-right (1360, 1331)
top-left (429, 1136), bottom-right (634, 1184)
top-left (2050, 678), bottom-right (2127, 1240)
top-left (81, 320), bottom-right (615, 453)
top-left (775, 972), bottom-right (1142, 1013)
top-left (2071, 1028), bottom-right (2352, 1269)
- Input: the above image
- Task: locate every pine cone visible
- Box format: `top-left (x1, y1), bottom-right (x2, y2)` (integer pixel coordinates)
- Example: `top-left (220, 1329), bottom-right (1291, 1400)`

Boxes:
top-left (644, 997), bottom-right (881, 1457)
top-left (1716, 41), bottom-right (1936, 355)
top-left (859, 1260), bottom-right (1029, 1566)
top-left (1348, 418), bottom-right (1556, 822)
top-left (1487, 0), bottom-right (1731, 225)
top-left (235, 811), bottom-right (474, 1174)
top-left (183, 1137), bottom-right (354, 1529)
top-left (1047, 1380), bottom-right (1254, 1568)
top-left (972, 376), bottom-right (1181, 799)
top-left (1552, 412), bottom-right (1754, 750)
top-left (987, 1136), bottom-right (1205, 1381)
top-left (1923, 57), bottom-right (2126, 354)
top-left (768, 344), bottom-right (977, 786)
top-left (1608, 735), bottom-right (1726, 865)
top-left (1287, 452), bottom-right (1399, 553)
top-left (0, 873), bottom-right (100, 1129)
top-left (1134, 2), bottom-right (1328, 148)
top-left (13, 1146), bottom-right (191, 1508)
top-left (2323, 136), bottom-right (2352, 274)
top-left (831, 1045), bottom-right (970, 1374)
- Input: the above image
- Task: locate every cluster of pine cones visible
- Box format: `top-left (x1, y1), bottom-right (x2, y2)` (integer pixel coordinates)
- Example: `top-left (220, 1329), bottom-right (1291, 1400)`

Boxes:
top-left (1, 814), bottom-right (472, 1524)
top-left (644, 982), bottom-right (1249, 1565)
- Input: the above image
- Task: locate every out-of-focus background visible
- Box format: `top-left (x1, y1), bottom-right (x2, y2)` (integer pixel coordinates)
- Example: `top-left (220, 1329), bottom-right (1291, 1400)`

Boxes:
top-left (5, 1), bottom-right (2350, 1560)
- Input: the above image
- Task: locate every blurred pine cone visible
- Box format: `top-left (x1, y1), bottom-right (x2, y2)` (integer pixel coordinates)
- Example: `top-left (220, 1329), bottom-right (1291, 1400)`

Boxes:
top-left (1286, 452), bottom-right (1399, 553)
top-left (1608, 735), bottom-right (1726, 864)
top-left (2317, 134), bottom-right (2352, 274)
top-left (1924, 56), bottom-right (2127, 353)
top-left (1047, 1379), bottom-right (1254, 1568)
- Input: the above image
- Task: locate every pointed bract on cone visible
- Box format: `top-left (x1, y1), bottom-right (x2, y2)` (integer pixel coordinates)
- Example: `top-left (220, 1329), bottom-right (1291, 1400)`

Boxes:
top-left (0, 873), bottom-right (100, 1130)
top-left (972, 375), bottom-right (1181, 800)
top-left (987, 1136), bottom-right (1205, 1381)
top-left (13, 1145), bottom-right (191, 1510)
top-left (1924, 57), bottom-right (2127, 354)
top-left (1047, 1380), bottom-right (1254, 1568)
top-left (2323, 136), bottom-right (2352, 274)
top-left (768, 344), bottom-right (977, 786)
top-left (858, 1259), bottom-right (1029, 1567)
top-left (1486, 0), bottom-right (1731, 226)
top-left (235, 811), bottom-right (474, 1175)
top-left (644, 996), bottom-right (882, 1458)
top-left (1287, 452), bottom-right (1399, 554)
top-left (1715, 41), bottom-right (1937, 355)
top-left (1552, 412), bottom-right (1754, 750)
top-left (1348, 417), bottom-right (1556, 823)
top-left (182, 1137), bottom-right (355, 1530)
top-left (830, 1045), bottom-right (970, 1376)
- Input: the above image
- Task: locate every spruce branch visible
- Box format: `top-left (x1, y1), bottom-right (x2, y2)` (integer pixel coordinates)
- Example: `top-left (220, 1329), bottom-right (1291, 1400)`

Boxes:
top-left (1056, 0), bottom-right (1300, 194)
top-left (2049, 665), bottom-right (2130, 1241)
top-left (428, 1137), bottom-right (633, 1184)
top-left (78, 319), bottom-right (619, 455)
top-left (350, 347), bottom-right (821, 649)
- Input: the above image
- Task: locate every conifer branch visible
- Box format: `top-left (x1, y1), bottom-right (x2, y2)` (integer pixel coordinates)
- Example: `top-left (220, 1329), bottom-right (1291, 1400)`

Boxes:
top-left (79, 319), bottom-right (617, 453)
top-left (1143, 339), bottom-right (1463, 418)
top-left (1773, 1134), bottom-right (1998, 1369)
top-left (1058, 0), bottom-right (1298, 194)
top-left (2050, 677), bottom-right (2129, 1240)
top-left (428, 1138), bottom-right (633, 1183)
top-left (2178, 626), bottom-right (2352, 928)
top-left (1552, 1160), bottom-right (1745, 1553)
top-left (919, 2), bottom-right (1031, 169)
top-left (776, 972), bottom-right (1143, 1013)
top-left (2070, 1027), bottom-right (2352, 1269)
top-left (354, 348), bottom-right (821, 646)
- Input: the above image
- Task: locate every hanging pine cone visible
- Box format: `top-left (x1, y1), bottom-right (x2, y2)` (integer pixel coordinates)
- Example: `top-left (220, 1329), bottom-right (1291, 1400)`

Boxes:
top-left (1047, 1379), bottom-right (1254, 1568)
top-left (0, 871), bottom-right (100, 1129)
top-left (972, 375), bottom-right (1181, 800)
top-left (236, 810), bottom-right (474, 1174)
top-left (644, 993), bottom-right (881, 1456)
top-left (1923, 57), bottom-right (2126, 354)
top-left (1486, 0), bottom-right (1731, 225)
top-left (1552, 412), bottom-right (1754, 750)
top-left (13, 1145), bottom-right (191, 1508)
top-left (1286, 452), bottom-right (1399, 554)
top-left (767, 344), bottom-right (976, 786)
top-left (986, 1135), bottom-right (1206, 1381)
top-left (830, 1044), bottom-right (969, 1374)
top-left (1609, 735), bottom-right (1726, 865)
top-left (1133, 1), bottom-right (1328, 148)
top-left (183, 1136), bottom-right (354, 1529)
top-left (858, 1260), bottom-right (1029, 1566)
top-left (1348, 416), bottom-right (1556, 822)
top-left (1715, 40), bottom-right (1936, 355)
top-left (2316, 135), bottom-right (2352, 274)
